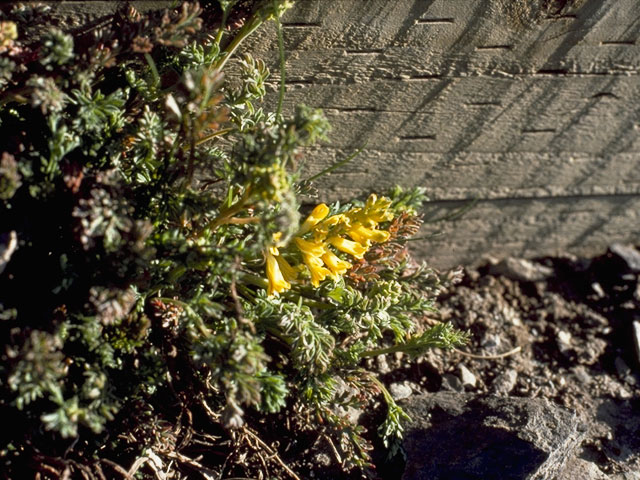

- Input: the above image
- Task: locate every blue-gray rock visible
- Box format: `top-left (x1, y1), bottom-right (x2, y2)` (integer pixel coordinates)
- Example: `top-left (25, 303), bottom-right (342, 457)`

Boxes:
top-left (400, 392), bottom-right (586, 480)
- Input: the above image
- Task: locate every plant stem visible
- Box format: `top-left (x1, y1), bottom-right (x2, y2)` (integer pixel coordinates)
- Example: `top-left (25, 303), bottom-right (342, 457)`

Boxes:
top-left (360, 343), bottom-right (406, 359)
top-left (207, 187), bottom-right (252, 231)
top-left (274, 0), bottom-right (286, 120)
top-left (214, 16), bottom-right (264, 71)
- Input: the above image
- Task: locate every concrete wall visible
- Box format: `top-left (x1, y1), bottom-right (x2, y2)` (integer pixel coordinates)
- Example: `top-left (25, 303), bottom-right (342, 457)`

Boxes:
top-left (19, 0), bottom-right (640, 268)
top-left (245, 0), bottom-right (640, 268)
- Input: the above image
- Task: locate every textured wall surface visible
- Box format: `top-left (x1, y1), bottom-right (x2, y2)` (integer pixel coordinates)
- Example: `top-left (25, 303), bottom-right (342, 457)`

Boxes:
top-left (244, 0), bottom-right (640, 268)
top-left (25, 0), bottom-right (640, 268)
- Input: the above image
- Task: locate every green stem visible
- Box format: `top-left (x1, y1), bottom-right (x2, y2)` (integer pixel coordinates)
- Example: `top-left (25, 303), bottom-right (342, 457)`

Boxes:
top-left (360, 343), bottom-right (406, 359)
top-left (207, 187), bottom-right (252, 231)
top-left (213, 15), bottom-right (264, 71)
top-left (195, 127), bottom-right (236, 146)
top-left (274, 0), bottom-right (286, 120)
top-left (214, 7), bottom-right (230, 46)
top-left (369, 376), bottom-right (394, 405)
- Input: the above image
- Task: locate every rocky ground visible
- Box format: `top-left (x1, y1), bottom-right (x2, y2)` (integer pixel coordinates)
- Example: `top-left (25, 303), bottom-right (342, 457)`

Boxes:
top-left (371, 244), bottom-right (640, 479)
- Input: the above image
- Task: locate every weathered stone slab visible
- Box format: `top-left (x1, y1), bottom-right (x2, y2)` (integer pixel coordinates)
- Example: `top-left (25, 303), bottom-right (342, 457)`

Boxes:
top-left (400, 392), bottom-right (586, 480)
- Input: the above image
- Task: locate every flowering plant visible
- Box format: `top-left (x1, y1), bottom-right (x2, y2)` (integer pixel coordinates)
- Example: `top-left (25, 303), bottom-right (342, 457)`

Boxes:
top-left (0, 1), bottom-right (466, 478)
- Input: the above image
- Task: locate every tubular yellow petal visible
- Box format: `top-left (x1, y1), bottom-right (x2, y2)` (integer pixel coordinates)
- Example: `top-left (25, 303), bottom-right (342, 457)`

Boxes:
top-left (298, 203), bottom-right (330, 235)
top-left (302, 254), bottom-right (332, 287)
top-left (347, 223), bottom-right (390, 244)
top-left (275, 254), bottom-right (298, 282)
top-left (265, 250), bottom-right (291, 296)
top-left (294, 237), bottom-right (326, 257)
top-left (328, 236), bottom-right (367, 259)
top-left (321, 250), bottom-right (352, 277)
top-left (312, 213), bottom-right (349, 241)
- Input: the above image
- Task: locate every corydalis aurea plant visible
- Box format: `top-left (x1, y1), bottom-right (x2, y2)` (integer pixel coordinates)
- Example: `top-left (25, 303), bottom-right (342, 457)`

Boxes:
top-left (265, 194), bottom-right (394, 295)
top-left (0, 1), bottom-right (467, 479)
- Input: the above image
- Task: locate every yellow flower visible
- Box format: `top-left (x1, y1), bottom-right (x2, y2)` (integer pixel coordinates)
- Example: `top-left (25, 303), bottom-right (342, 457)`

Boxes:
top-left (265, 249), bottom-right (291, 296)
top-left (328, 236), bottom-right (367, 259)
top-left (346, 223), bottom-right (390, 245)
top-left (294, 237), bottom-right (326, 257)
top-left (312, 213), bottom-right (349, 241)
top-left (321, 250), bottom-right (352, 277)
top-left (275, 254), bottom-right (298, 282)
top-left (302, 253), bottom-right (332, 287)
top-left (364, 194), bottom-right (393, 223)
top-left (298, 203), bottom-right (330, 235)
top-left (348, 194), bottom-right (393, 227)
top-left (0, 22), bottom-right (17, 49)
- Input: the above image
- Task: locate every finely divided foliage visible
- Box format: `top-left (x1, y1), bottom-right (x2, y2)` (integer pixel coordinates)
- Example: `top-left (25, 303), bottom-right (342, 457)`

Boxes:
top-left (0, 2), bottom-right (466, 478)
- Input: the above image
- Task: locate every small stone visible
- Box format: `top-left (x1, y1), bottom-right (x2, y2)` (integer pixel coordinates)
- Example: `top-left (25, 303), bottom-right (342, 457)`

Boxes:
top-left (556, 330), bottom-right (572, 355)
top-left (0, 231), bottom-right (18, 276)
top-left (459, 364), bottom-right (477, 388)
top-left (481, 333), bottom-right (502, 353)
top-left (591, 282), bottom-right (605, 299)
top-left (492, 369), bottom-right (518, 394)
top-left (610, 243), bottom-right (640, 273)
top-left (488, 257), bottom-right (554, 282)
top-left (615, 356), bottom-right (632, 378)
top-left (633, 321), bottom-right (640, 366)
top-left (572, 366), bottom-right (591, 385)
top-left (376, 354), bottom-right (391, 374)
top-left (441, 374), bottom-right (464, 392)
top-left (389, 381), bottom-right (414, 401)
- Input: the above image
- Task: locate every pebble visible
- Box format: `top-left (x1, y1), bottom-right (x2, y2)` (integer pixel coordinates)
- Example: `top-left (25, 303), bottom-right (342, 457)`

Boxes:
top-left (376, 354), bottom-right (391, 374)
top-left (0, 231), bottom-right (18, 276)
top-left (615, 356), bottom-right (632, 379)
top-left (492, 369), bottom-right (518, 394)
top-left (591, 282), bottom-right (605, 299)
top-left (633, 321), bottom-right (640, 368)
top-left (488, 257), bottom-right (554, 282)
top-left (389, 381), bottom-right (413, 401)
top-left (441, 374), bottom-right (464, 392)
top-left (572, 366), bottom-right (591, 385)
top-left (610, 243), bottom-right (640, 273)
top-left (481, 333), bottom-right (502, 353)
top-left (556, 330), bottom-right (572, 355)
top-left (459, 364), bottom-right (477, 388)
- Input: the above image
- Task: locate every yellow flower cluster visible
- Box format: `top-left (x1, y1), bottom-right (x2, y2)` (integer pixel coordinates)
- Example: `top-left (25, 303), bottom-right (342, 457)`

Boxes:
top-left (265, 194), bottom-right (393, 296)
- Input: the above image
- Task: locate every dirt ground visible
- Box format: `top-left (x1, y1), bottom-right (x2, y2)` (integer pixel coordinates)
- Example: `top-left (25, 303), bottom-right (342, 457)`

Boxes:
top-left (376, 246), bottom-right (640, 478)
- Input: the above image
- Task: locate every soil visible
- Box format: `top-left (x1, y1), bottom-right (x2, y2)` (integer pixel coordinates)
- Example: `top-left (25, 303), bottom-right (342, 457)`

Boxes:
top-left (372, 246), bottom-right (640, 479)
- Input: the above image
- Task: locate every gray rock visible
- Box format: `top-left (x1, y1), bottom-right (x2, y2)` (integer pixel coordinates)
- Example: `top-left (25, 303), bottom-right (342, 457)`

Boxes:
top-left (400, 392), bottom-right (586, 480)
top-left (488, 257), bottom-right (554, 283)
top-left (376, 354), bottom-right (391, 374)
top-left (492, 368), bottom-right (518, 394)
top-left (389, 381), bottom-right (413, 401)
top-left (441, 373), bottom-right (464, 392)
top-left (610, 473), bottom-right (640, 480)
top-left (610, 244), bottom-right (640, 273)
top-left (556, 456), bottom-right (607, 480)
top-left (459, 364), bottom-right (477, 388)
